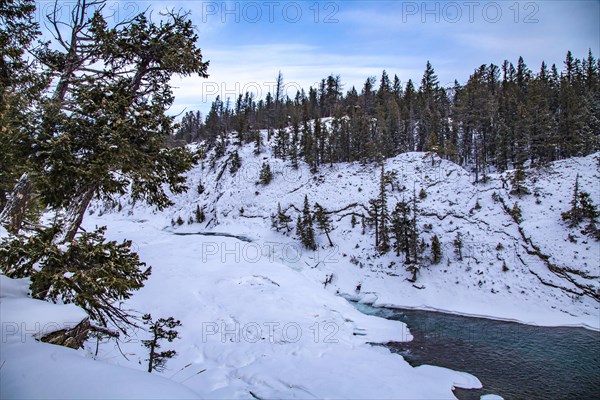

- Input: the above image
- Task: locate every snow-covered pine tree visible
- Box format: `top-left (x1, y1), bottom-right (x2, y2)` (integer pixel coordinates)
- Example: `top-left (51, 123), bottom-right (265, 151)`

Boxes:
top-left (229, 150), bottom-right (241, 174)
top-left (314, 203), bottom-right (334, 246)
top-left (431, 234), bottom-right (442, 264)
top-left (142, 314), bottom-right (181, 373)
top-left (273, 203), bottom-right (291, 232)
top-left (453, 232), bottom-right (463, 261)
top-left (297, 195), bottom-right (316, 250)
top-left (258, 162), bottom-right (273, 185)
top-left (391, 200), bottom-right (411, 262)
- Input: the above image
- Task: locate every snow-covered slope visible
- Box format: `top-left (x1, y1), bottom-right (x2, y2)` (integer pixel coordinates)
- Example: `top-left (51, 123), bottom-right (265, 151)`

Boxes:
top-left (102, 129), bottom-right (599, 329)
top-left (2, 129), bottom-right (598, 399)
top-left (0, 275), bottom-right (200, 399)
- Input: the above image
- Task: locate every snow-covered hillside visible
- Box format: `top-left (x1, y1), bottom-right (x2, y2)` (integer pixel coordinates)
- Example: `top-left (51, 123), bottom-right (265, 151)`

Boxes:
top-left (105, 129), bottom-right (598, 329)
top-left (2, 128), bottom-right (598, 399)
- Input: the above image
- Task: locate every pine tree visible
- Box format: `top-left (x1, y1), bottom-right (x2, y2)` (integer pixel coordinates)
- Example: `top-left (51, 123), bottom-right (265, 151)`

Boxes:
top-left (142, 314), bottom-right (181, 373)
top-left (453, 232), bottom-right (463, 261)
top-left (431, 234), bottom-right (442, 264)
top-left (253, 128), bottom-right (262, 154)
top-left (273, 127), bottom-right (288, 159)
top-left (0, 226), bottom-right (151, 331)
top-left (273, 203), bottom-right (291, 232)
top-left (258, 162), bottom-right (273, 185)
top-left (314, 203), bottom-right (334, 246)
top-left (368, 198), bottom-right (381, 248)
top-left (194, 205), bottom-right (205, 223)
top-left (378, 162), bottom-right (390, 253)
top-left (297, 195), bottom-right (316, 250)
top-left (1, 2), bottom-right (208, 242)
top-left (406, 189), bottom-right (421, 282)
top-left (391, 200), bottom-right (411, 262)
top-left (562, 173), bottom-right (599, 237)
top-left (510, 202), bottom-right (523, 223)
top-left (510, 166), bottom-right (530, 196)
top-left (229, 150), bottom-right (241, 174)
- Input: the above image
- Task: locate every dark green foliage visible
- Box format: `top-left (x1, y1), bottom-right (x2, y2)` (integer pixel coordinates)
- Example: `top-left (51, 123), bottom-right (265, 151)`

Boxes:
top-left (194, 205), bottom-right (205, 223)
top-left (453, 232), bottom-right (463, 261)
top-left (419, 188), bottom-right (427, 199)
top-left (391, 200), bottom-right (412, 262)
top-left (176, 215), bottom-right (184, 226)
top-left (272, 202), bottom-right (291, 232)
top-left (510, 202), bottom-right (523, 223)
top-left (314, 203), bottom-right (334, 246)
top-left (297, 195), bottom-right (316, 250)
top-left (142, 314), bottom-right (181, 373)
top-left (258, 162), bottom-right (273, 185)
top-left (2, 0), bottom-right (208, 239)
top-left (562, 174), bottom-right (599, 238)
top-left (229, 150), bottom-right (241, 174)
top-left (192, 51), bottom-right (598, 172)
top-left (0, 227), bottom-right (151, 330)
top-left (510, 167), bottom-right (531, 196)
top-left (431, 234), bottom-right (442, 264)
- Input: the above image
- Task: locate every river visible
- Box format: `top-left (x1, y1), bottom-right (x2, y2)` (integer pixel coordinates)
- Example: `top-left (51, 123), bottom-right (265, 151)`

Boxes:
top-left (351, 302), bottom-right (600, 399)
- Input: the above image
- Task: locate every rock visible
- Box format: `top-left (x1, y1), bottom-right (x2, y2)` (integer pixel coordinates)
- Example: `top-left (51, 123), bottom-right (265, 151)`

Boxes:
top-left (40, 317), bottom-right (90, 349)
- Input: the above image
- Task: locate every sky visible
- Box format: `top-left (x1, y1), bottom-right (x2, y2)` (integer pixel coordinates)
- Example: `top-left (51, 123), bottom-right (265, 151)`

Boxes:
top-left (36, 1), bottom-right (600, 116)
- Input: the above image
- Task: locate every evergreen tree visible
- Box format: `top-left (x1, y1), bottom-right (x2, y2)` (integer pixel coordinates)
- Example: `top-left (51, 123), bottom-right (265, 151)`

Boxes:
top-left (562, 173), bottom-right (599, 237)
top-left (0, 226), bottom-right (151, 331)
top-left (453, 232), bottom-right (463, 261)
top-left (391, 200), bottom-right (411, 262)
top-left (272, 203), bottom-right (291, 232)
top-left (314, 203), bottom-right (334, 246)
top-left (258, 162), bottom-right (273, 185)
top-left (406, 189), bottom-right (422, 282)
top-left (510, 166), bottom-right (530, 196)
top-left (142, 314), bottom-right (181, 373)
top-left (194, 205), bottom-right (205, 223)
top-left (510, 202), bottom-right (523, 223)
top-left (229, 150), bottom-right (241, 174)
top-left (297, 195), bottom-right (316, 250)
top-left (431, 234), bottom-right (442, 264)
top-left (378, 162), bottom-right (390, 253)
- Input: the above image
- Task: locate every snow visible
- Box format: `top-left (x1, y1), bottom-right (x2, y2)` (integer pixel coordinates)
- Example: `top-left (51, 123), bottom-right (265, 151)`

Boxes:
top-left (0, 275), bottom-right (200, 400)
top-left (120, 135), bottom-right (598, 330)
top-left (2, 127), bottom-right (598, 398)
top-left (78, 217), bottom-right (480, 398)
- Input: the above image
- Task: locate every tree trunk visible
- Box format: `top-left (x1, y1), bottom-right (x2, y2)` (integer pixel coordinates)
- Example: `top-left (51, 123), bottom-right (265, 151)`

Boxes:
top-left (57, 186), bottom-right (96, 243)
top-left (324, 230), bottom-right (333, 247)
top-left (0, 173), bottom-right (33, 234)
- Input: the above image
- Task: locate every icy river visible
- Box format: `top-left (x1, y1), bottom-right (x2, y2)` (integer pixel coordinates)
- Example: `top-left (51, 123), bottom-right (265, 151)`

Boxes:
top-left (352, 302), bottom-right (600, 399)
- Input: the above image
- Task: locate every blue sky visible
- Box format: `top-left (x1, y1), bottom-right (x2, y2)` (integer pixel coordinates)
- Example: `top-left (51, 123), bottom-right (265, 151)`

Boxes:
top-left (44, 0), bottom-right (600, 115)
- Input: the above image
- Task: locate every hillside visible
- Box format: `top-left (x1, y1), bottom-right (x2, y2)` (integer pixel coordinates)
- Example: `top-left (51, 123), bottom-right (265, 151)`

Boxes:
top-left (3, 129), bottom-right (598, 399)
top-left (96, 128), bottom-right (600, 329)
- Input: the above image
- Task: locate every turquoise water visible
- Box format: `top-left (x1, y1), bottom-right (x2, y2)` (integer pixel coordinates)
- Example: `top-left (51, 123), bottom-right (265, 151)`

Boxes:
top-left (352, 302), bottom-right (600, 399)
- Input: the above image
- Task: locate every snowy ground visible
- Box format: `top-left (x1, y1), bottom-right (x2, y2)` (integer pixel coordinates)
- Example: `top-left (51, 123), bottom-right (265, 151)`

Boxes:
top-left (1, 128), bottom-right (598, 399)
top-left (1, 217), bottom-right (481, 399)
top-left (121, 131), bottom-right (598, 330)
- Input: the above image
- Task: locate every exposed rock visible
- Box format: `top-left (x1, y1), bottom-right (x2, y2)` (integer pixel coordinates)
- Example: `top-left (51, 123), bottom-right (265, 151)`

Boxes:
top-left (40, 317), bottom-right (90, 349)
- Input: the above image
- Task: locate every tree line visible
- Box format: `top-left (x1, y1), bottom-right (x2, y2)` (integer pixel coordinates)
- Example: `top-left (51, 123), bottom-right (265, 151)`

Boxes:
top-left (177, 51), bottom-right (599, 178)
